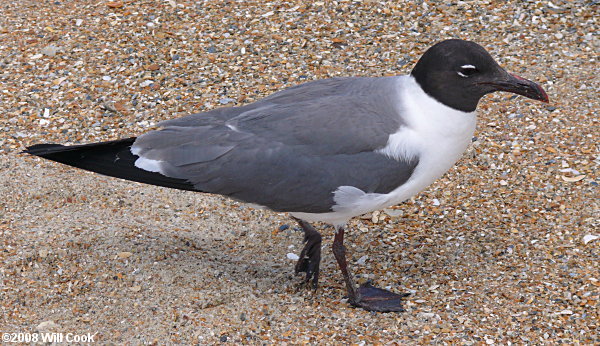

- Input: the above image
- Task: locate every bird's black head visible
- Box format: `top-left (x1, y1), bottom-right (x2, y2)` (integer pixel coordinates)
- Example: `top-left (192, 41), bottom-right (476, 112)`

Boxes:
top-left (410, 39), bottom-right (548, 112)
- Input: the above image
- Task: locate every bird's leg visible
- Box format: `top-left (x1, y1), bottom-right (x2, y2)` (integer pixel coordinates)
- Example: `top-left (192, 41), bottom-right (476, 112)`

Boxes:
top-left (292, 217), bottom-right (322, 289)
top-left (332, 226), bottom-right (360, 301)
top-left (332, 226), bottom-right (409, 312)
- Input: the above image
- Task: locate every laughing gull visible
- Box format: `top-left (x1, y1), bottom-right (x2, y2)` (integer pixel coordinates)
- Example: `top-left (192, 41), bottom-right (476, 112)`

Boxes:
top-left (24, 39), bottom-right (548, 312)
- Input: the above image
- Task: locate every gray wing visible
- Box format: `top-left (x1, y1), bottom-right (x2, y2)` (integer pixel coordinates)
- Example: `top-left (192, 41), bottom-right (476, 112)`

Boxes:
top-left (132, 76), bottom-right (418, 213)
top-left (157, 77), bottom-right (405, 154)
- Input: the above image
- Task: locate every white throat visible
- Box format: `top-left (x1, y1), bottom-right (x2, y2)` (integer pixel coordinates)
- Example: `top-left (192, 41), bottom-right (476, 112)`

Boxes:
top-left (375, 75), bottom-right (477, 201)
top-left (376, 76), bottom-right (477, 163)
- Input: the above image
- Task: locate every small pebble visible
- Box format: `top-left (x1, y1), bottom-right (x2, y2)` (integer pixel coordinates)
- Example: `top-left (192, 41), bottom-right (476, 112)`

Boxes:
top-left (219, 98), bottom-right (236, 105)
top-left (36, 320), bottom-right (60, 332)
top-left (41, 45), bottom-right (60, 57)
top-left (118, 251), bottom-right (133, 258)
top-left (286, 253), bottom-right (299, 260)
top-left (38, 248), bottom-right (49, 258)
top-left (582, 235), bottom-right (599, 245)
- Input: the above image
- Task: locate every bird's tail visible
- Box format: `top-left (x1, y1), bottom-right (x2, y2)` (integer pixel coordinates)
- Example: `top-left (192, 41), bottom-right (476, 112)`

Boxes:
top-left (23, 138), bottom-right (196, 191)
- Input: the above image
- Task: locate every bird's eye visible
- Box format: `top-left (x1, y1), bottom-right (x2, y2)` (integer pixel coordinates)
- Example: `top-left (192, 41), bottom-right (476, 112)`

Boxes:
top-left (457, 64), bottom-right (478, 78)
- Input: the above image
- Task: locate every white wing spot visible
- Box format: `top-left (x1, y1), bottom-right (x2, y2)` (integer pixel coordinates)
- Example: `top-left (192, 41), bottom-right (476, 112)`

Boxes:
top-left (134, 157), bottom-right (163, 173)
top-left (226, 123), bottom-right (240, 132)
top-left (461, 64), bottom-right (476, 69)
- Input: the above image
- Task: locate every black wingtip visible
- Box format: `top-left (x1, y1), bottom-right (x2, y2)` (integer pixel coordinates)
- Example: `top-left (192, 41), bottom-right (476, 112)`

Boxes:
top-left (23, 138), bottom-right (137, 157)
top-left (22, 144), bottom-right (65, 156)
top-left (21, 137), bottom-right (198, 192)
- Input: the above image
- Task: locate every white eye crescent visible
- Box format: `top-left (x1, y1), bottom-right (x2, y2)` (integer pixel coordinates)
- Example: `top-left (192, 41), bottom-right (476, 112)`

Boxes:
top-left (457, 64), bottom-right (477, 78)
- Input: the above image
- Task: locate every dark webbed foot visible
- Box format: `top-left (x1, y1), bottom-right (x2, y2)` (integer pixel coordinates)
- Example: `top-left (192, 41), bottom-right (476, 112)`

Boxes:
top-left (332, 226), bottom-right (408, 312)
top-left (293, 218), bottom-right (322, 289)
top-left (350, 282), bottom-right (410, 312)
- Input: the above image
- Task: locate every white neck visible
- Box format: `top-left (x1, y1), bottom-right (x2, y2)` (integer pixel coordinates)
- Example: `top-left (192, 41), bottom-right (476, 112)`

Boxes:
top-left (375, 76), bottom-right (477, 205)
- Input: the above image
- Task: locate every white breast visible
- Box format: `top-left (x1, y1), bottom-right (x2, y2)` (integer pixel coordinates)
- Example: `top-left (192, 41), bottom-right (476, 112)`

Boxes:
top-left (292, 76), bottom-right (477, 227)
top-left (377, 76), bottom-right (477, 203)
